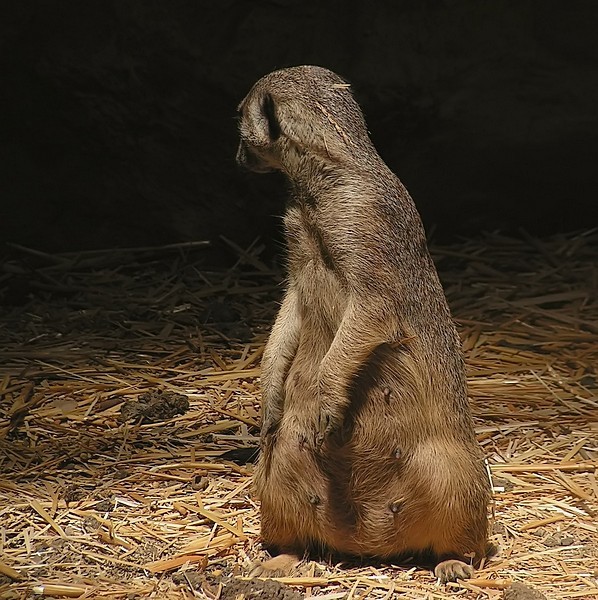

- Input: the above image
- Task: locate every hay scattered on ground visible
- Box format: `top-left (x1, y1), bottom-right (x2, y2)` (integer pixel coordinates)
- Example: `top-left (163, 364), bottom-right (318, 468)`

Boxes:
top-left (1, 231), bottom-right (597, 599)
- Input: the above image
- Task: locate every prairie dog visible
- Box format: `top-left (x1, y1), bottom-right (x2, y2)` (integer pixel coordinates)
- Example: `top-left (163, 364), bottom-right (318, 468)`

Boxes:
top-left (236, 66), bottom-right (490, 583)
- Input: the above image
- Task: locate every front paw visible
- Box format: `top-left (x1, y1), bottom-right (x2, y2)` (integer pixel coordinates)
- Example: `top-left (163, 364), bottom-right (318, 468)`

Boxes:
top-left (260, 409), bottom-right (281, 448)
top-left (314, 403), bottom-right (343, 449)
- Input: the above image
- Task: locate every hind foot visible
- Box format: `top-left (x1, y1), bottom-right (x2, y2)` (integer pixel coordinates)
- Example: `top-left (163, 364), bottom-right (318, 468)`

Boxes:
top-left (249, 553), bottom-right (301, 578)
top-left (434, 559), bottom-right (474, 583)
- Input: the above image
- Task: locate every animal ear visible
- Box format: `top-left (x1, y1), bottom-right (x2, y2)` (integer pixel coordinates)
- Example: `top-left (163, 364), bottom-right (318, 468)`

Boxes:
top-left (243, 92), bottom-right (281, 147)
top-left (262, 93), bottom-right (281, 142)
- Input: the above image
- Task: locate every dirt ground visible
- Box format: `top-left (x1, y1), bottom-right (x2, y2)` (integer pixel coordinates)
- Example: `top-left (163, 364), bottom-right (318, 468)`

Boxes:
top-left (0, 232), bottom-right (597, 599)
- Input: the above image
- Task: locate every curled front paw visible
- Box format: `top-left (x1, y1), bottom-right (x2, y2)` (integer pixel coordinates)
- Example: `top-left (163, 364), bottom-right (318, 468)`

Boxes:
top-left (260, 408), bottom-right (282, 448)
top-left (314, 404), bottom-right (344, 449)
top-left (292, 409), bottom-right (341, 453)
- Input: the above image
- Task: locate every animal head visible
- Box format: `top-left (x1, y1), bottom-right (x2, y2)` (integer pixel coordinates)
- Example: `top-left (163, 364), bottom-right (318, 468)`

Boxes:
top-left (236, 66), bottom-right (371, 176)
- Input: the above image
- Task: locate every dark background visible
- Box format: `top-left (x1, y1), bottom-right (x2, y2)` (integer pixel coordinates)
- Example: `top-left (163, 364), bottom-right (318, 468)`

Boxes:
top-left (2, 1), bottom-right (597, 260)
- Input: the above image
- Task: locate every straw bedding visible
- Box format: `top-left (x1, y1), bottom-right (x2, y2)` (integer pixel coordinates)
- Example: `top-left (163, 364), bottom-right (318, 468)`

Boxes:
top-left (0, 231), bottom-right (596, 599)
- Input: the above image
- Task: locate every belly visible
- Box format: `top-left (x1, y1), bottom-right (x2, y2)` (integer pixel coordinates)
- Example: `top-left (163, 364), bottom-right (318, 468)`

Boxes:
top-left (255, 339), bottom-right (488, 558)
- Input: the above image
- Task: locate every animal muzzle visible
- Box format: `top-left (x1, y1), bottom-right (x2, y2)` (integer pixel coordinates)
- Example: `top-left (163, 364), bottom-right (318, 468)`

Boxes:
top-left (236, 141), bottom-right (276, 173)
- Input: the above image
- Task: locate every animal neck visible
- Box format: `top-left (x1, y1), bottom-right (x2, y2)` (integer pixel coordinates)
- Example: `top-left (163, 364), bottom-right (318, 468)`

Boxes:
top-left (282, 143), bottom-right (363, 202)
top-left (289, 165), bottom-right (352, 209)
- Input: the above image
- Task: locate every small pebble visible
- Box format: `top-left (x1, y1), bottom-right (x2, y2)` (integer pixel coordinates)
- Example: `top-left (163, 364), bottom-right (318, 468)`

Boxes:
top-left (543, 531), bottom-right (575, 547)
top-left (192, 475), bottom-right (209, 491)
top-left (503, 582), bottom-right (548, 600)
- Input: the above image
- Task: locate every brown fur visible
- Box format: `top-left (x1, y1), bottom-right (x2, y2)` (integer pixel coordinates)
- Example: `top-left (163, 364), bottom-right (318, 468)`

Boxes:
top-left (236, 65), bottom-right (490, 583)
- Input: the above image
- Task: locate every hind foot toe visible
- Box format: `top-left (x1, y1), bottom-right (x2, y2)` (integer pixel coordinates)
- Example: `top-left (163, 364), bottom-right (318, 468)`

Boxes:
top-left (434, 559), bottom-right (474, 583)
top-left (249, 553), bottom-right (301, 578)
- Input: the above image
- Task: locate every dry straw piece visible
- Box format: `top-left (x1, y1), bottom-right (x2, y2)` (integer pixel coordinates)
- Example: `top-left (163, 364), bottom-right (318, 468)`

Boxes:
top-left (0, 231), bottom-right (597, 599)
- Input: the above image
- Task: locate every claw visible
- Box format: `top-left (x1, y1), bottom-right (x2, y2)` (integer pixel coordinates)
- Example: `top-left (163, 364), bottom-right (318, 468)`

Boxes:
top-left (260, 421), bottom-right (279, 451)
top-left (260, 411), bottom-right (281, 445)
top-left (315, 431), bottom-right (325, 449)
top-left (260, 432), bottom-right (274, 450)
top-left (314, 407), bottom-right (340, 450)
top-left (434, 559), bottom-right (474, 583)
